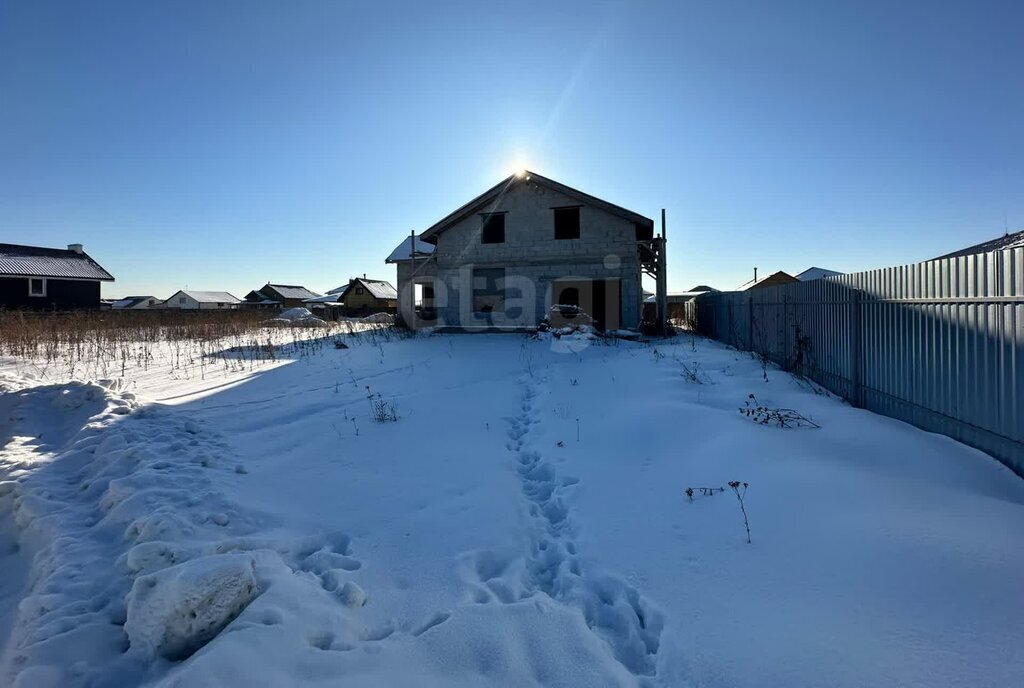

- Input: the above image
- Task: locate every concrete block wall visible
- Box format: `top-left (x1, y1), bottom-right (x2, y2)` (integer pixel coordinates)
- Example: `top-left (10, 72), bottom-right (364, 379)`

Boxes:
top-left (416, 180), bottom-right (643, 329)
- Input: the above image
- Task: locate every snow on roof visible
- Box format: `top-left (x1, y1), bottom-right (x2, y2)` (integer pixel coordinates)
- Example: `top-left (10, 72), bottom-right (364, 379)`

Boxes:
top-left (264, 284), bottom-right (321, 300)
top-left (359, 279), bottom-right (398, 300)
top-left (330, 278), bottom-right (397, 300)
top-left (178, 290), bottom-right (241, 303)
top-left (795, 267), bottom-right (843, 281)
top-left (385, 235), bottom-right (436, 263)
top-left (111, 296), bottom-right (156, 309)
top-left (735, 271), bottom-right (798, 291)
top-left (644, 291), bottom-right (713, 303)
top-left (0, 243), bottom-right (114, 281)
top-left (934, 229), bottom-right (1024, 260)
top-left (303, 293), bottom-right (344, 304)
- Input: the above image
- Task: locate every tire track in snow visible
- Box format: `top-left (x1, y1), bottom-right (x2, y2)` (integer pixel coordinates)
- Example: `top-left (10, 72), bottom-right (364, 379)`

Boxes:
top-left (500, 375), bottom-right (665, 682)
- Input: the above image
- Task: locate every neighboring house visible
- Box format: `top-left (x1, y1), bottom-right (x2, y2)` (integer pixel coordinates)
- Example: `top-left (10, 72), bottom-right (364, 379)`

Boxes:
top-left (933, 229), bottom-right (1024, 259)
top-left (111, 295), bottom-right (159, 309)
top-left (0, 243), bottom-right (114, 310)
top-left (735, 270), bottom-right (798, 291)
top-left (302, 293), bottom-right (346, 319)
top-left (643, 285), bottom-right (719, 320)
top-left (331, 277), bottom-right (398, 312)
top-left (386, 170), bottom-right (656, 331)
top-left (795, 267), bottom-right (844, 281)
top-left (243, 283), bottom-right (321, 309)
top-left (161, 290), bottom-right (241, 310)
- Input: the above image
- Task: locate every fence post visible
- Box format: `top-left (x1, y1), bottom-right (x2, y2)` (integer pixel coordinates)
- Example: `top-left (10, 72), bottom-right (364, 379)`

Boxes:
top-left (728, 299), bottom-right (734, 345)
top-left (851, 289), bottom-right (864, 407)
top-left (783, 293), bottom-right (789, 366)
top-left (748, 294), bottom-right (753, 351)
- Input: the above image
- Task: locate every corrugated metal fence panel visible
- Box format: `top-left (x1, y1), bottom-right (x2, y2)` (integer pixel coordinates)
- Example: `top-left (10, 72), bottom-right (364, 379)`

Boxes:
top-left (692, 247), bottom-right (1024, 477)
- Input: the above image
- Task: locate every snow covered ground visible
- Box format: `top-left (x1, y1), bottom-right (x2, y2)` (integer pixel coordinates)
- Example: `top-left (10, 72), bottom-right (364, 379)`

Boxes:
top-left (1, 329), bottom-right (1022, 687)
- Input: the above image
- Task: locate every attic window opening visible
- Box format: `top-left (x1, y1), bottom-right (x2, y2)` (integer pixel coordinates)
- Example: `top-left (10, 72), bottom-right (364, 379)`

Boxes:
top-left (554, 206), bottom-right (580, 240)
top-left (356, 287), bottom-right (364, 295)
top-left (481, 213), bottom-right (505, 244)
top-left (28, 278), bottom-right (46, 297)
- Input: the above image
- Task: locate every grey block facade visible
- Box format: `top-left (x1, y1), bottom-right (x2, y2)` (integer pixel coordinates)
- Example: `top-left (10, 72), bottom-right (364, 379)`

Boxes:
top-left (393, 176), bottom-right (651, 331)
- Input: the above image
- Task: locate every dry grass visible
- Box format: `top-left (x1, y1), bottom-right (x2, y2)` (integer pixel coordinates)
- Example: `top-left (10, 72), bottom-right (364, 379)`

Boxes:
top-left (0, 309), bottom-right (405, 383)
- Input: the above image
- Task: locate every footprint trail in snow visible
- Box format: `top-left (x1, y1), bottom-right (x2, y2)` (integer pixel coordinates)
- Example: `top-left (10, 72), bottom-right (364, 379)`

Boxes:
top-left (483, 376), bottom-right (666, 682)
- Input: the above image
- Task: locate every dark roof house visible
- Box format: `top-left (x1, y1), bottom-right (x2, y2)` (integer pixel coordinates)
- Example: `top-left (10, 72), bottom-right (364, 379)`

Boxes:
top-left (111, 295), bottom-right (159, 309)
top-left (0, 243), bottom-right (114, 309)
top-left (245, 283), bottom-right (321, 308)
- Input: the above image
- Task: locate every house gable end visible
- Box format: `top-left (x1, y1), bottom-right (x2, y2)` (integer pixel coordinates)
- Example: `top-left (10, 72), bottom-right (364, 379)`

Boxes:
top-left (420, 171), bottom-right (652, 242)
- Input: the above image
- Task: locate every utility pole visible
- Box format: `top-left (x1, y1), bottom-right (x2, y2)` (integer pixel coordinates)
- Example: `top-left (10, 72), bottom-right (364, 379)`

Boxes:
top-left (657, 208), bottom-right (668, 335)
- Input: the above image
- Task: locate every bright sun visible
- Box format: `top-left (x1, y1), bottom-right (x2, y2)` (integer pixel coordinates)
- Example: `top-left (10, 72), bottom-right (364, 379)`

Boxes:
top-left (507, 156), bottom-right (530, 177)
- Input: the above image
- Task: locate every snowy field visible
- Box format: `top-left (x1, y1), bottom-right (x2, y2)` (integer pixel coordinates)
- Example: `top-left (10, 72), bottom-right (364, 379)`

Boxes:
top-left (1, 329), bottom-right (1022, 687)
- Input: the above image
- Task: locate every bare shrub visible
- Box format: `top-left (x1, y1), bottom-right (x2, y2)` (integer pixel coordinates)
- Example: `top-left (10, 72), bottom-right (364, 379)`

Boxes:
top-left (739, 394), bottom-right (820, 428)
top-left (365, 385), bottom-right (398, 422)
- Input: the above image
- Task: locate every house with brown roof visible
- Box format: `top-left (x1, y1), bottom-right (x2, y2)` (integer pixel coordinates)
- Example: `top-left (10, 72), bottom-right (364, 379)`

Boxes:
top-left (0, 243), bottom-right (114, 310)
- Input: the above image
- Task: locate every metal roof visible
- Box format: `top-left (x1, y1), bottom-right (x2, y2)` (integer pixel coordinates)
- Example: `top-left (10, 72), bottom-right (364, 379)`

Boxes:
top-left (112, 295), bottom-right (157, 309)
top-left (385, 235), bottom-right (436, 263)
top-left (263, 284), bottom-right (321, 300)
top-left (334, 278), bottom-right (398, 301)
top-left (0, 243), bottom-right (114, 281)
top-left (303, 293), bottom-right (344, 304)
top-left (174, 290), bottom-right (241, 303)
top-left (360, 279), bottom-right (397, 300)
top-left (934, 229), bottom-right (1024, 260)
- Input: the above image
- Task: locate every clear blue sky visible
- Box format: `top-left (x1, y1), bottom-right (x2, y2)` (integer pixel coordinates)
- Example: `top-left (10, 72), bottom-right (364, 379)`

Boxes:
top-left (1, 0), bottom-right (1021, 297)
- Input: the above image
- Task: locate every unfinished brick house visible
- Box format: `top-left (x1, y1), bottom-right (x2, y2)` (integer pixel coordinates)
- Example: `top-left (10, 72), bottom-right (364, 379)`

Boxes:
top-left (386, 171), bottom-right (662, 331)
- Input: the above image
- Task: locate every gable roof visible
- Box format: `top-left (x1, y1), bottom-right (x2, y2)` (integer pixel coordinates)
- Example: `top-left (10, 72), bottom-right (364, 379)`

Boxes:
top-left (0, 243), bottom-right (114, 281)
top-left (735, 271), bottom-right (798, 291)
top-left (261, 283), bottom-right (321, 300)
top-left (111, 296), bottom-right (156, 309)
top-left (934, 229), bottom-right (1024, 260)
top-left (419, 170), bottom-right (653, 242)
top-left (795, 267), bottom-right (844, 281)
top-left (303, 293), bottom-right (344, 304)
top-left (385, 235), bottom-right (436, 263)
top-left (170, 290), bottom-right (241, 304)
top-left (334, 278), bottom-right (398, 301)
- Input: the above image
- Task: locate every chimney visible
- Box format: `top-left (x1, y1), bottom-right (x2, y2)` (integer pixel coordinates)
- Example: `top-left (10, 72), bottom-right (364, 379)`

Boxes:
top-left (363, 273), bottom-right (366, 279)
top-left (68, 243), bottom-right (84, 254)
top-left (753, 267), bottom-right (758, 282)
